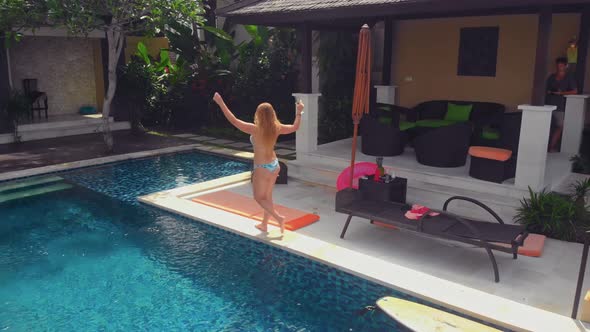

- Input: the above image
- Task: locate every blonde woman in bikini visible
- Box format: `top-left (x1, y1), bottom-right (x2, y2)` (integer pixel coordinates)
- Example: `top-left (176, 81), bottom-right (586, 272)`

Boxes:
top-left (213, 92), bottom-right (304, 234)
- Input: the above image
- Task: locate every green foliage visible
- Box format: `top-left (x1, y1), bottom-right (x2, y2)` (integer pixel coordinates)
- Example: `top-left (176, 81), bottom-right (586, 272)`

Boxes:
top-left (317, 31), bottom-right (357, 143)
top-left (231, 26), bottom-right (298, 126)
top-left (318, 31), bottom-right (357, 96)
top-left (117, 54), bottom-right (158, 133)
top-left (0, 0), bottom-right (46, 46)
top-left (572, 178), bottom-right (590, 204)
top-left (43, 0), bottom-right (204, 37)
top-left (318, 97), bottom-right (353, 144)
top-left (157, 21), bottom-right (299, 132)
top-left (516, 186), bottom-right (590, 242)
top-left (5, 89), bottom-right (30, 123)
top-left (3, 90), bottom-right (30, 142)
top-left (118, 42), bottom-right (193, 129)
top-left (572, 178), bottom-right (590, 224)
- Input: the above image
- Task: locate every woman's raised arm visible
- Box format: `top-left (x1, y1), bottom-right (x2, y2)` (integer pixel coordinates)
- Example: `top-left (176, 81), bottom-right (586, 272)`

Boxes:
top-left (213, 92), bottom-right (256, 134)
top-left (280, 100), bottom-right (304, 135)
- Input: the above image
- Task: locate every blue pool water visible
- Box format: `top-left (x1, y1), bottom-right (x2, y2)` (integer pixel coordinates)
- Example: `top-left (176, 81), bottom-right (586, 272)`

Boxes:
top-left (0, 151), bottom-right (500, 331)
top-left (62, 151), bottom-right (251, 203)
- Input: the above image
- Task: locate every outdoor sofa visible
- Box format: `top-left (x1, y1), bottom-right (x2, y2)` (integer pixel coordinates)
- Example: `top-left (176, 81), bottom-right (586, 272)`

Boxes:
top-left (335, 188), bottom-right (528, 282)
top-left (405, 100), bottom-right (505, 140)
top-left (369, 100), bottom-right (506, 167)
top-left (413, 122), bottom-right (473, 167)
top-left (361, 105), bottom-right (408, 156)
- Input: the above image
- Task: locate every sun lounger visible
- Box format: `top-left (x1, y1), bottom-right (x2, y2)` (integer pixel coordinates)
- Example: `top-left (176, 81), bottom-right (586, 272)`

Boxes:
top-left (335, 189), bottom-right (528, 282)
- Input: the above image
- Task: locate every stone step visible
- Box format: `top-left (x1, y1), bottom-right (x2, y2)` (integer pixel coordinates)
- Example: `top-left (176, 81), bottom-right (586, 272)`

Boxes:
top-left (18, 116), bottom-right (114, 131)
top-left (0, 175), bottom-right (63, 193)
top-left (0, 182), bottom-right (73, 203)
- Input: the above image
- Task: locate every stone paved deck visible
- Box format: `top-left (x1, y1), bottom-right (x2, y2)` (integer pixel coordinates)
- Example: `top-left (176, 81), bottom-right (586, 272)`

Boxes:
top-left (0, 131), bottom-right (190, 174)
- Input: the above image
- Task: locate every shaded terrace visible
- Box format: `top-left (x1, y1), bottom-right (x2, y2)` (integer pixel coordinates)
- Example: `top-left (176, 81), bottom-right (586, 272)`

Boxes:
top-left (218, 0), bottom-right (590, 219)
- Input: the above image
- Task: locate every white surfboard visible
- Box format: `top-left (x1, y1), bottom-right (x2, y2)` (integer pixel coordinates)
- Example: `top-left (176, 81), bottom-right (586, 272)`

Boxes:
top-left (376, 297), bottom-right (501, 332)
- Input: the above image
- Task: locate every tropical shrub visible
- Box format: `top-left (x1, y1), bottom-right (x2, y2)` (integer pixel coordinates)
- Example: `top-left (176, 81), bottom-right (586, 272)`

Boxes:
top-left (151, 23), bottom-right (299, 133)
top-left (317, 31), bottom-right (357, 144)
top-left (164, 20), bottom-right (234, 129)
top-left (230, 26), bottom-right (298, 129)
top-left (515, 186), bottom-right (590, 242)
top-left (118, 41), bottom-right (196, 129)
top-left (117, 55), bottom-right (159, 134)
top-left (4, 90), bottom-right (30, 143)
top-left (572, 178), bottom-right (590, 223)
top-left (572, 154), bottom-right (590, 174)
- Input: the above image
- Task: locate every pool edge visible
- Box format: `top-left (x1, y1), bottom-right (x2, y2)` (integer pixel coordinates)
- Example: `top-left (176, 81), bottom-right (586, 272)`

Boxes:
top-left (138, 179), bottom-right (587, 332)
top-left (0, 144), bottom-right (259, 183)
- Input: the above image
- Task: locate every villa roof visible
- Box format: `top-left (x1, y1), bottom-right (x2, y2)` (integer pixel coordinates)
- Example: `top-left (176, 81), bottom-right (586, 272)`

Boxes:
top-left (218, 0), bottom-right (590, 26)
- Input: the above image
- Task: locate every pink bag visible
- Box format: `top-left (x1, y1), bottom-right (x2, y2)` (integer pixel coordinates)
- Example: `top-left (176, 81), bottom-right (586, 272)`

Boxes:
top-left (404, 204), bottom-right (440, 220)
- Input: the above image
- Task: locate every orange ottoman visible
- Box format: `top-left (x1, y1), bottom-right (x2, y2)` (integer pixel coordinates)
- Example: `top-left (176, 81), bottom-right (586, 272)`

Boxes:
top-left (468, 146), bottom-right (515, 183)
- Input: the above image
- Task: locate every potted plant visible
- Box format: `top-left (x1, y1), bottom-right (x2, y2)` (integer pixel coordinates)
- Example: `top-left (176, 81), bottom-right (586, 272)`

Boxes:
top-left (572, 178), bottom-right (590, 223)
top-left (516, 185), bottom-right (590, 242)
top-left (4, 90), bottom-right (30, 143)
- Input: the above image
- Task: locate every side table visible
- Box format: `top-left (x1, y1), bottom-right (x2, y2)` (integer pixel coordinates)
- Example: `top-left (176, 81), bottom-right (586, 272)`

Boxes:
top-left (359, 175), bottom-right (407, 204)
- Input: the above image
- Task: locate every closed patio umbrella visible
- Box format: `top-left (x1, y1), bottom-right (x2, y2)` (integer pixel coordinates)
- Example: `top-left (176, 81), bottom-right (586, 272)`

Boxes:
top-left (349, 24), bottom-right (372, 188)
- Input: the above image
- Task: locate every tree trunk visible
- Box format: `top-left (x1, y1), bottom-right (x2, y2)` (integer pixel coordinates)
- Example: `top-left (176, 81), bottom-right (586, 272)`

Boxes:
top-left (102, 25), bottom-right (124, 153)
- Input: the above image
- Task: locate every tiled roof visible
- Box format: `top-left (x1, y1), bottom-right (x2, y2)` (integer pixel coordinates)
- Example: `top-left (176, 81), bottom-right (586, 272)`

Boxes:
top-left (222, 0), bottom-right (413, 15)
top-left (218, 0), bottom-right (589, 26)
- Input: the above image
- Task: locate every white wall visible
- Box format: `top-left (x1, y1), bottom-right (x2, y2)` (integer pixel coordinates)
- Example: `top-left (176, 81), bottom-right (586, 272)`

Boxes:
top-left (10, 36), bottom-right (97, 115)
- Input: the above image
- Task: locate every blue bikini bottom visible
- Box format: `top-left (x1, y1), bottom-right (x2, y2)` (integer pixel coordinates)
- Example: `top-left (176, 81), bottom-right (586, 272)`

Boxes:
top-left (253, 158), bottom-right (279, 173)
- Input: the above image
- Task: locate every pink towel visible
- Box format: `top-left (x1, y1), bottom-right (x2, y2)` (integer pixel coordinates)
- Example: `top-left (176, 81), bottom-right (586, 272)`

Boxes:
top-left (404, 204), bottom-right (440, 220)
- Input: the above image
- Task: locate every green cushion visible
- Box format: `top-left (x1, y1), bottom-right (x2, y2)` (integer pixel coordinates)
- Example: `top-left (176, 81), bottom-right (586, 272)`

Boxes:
top-left (378, 116), bottom-right (393, 125)
top-left (444, 103), bottom-right (472, 122)
top-left (399, 121), bottom-right (416, 131)
top-left (415, 119), bottom-right (455, 128)
top-left (481, 127), bottom-right (500, 140)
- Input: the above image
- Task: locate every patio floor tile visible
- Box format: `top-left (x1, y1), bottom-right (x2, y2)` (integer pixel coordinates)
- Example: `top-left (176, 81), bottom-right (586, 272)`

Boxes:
top-left (207, 139), bottom-right (234, 145)
top-left (275, 148), bottom-right (295, 156)
top-left (227, 142), bottom-right (251, 149)
top-left (189, 136), bottom-right (216, 141)
top-left (172, 133), bottom-right (198, 138)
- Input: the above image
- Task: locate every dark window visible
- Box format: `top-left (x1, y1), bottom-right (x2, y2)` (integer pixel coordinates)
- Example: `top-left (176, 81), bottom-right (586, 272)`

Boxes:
top-left (457, 27), bottom-right (499, 77)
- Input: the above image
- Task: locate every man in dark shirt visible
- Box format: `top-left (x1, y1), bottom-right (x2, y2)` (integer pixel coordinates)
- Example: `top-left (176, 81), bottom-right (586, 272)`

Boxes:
top-left (546, 57), bottom-right (578, 152)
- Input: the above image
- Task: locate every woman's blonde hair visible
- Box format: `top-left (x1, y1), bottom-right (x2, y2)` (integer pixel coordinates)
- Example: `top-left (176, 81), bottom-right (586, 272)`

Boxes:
top-left (254, 102), bottom-right (281, 148)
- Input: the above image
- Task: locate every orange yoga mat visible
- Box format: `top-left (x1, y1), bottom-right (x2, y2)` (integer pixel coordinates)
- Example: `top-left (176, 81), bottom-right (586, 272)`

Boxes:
top-left (191, 191), bottom-right (319, 231)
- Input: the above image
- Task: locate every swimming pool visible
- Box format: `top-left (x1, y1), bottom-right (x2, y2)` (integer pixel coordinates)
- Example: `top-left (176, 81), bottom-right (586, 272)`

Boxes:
top-left (0, 151), bottom-right (501, 331)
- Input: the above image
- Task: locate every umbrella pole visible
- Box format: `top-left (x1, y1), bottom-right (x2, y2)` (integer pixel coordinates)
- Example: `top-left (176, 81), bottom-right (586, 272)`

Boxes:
top-left (349, 123), bottom-right (360, 188)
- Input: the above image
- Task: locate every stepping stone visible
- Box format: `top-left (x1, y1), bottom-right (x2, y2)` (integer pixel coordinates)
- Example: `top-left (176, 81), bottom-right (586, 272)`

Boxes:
top-left (189, 135), bottom-right (216, 142)
top-left (208, 139), bottom-right (234, 145)
top-left (227, 142), bottom-right (251, 149)
top-left (275, 148), bottom-right (295, 156)
top-left (173, 133), bottom-right (198, 138)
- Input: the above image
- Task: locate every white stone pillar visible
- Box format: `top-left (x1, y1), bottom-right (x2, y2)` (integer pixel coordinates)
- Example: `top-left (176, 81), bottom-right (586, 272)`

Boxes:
top-left (292, 93), bottom-right (321, 158)
top-left (374, 85), bottom-right (397, 105)
top-left (515, 104), bottom-right (556, 190)
top-left (561, 95), bottom-right (589, 155)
